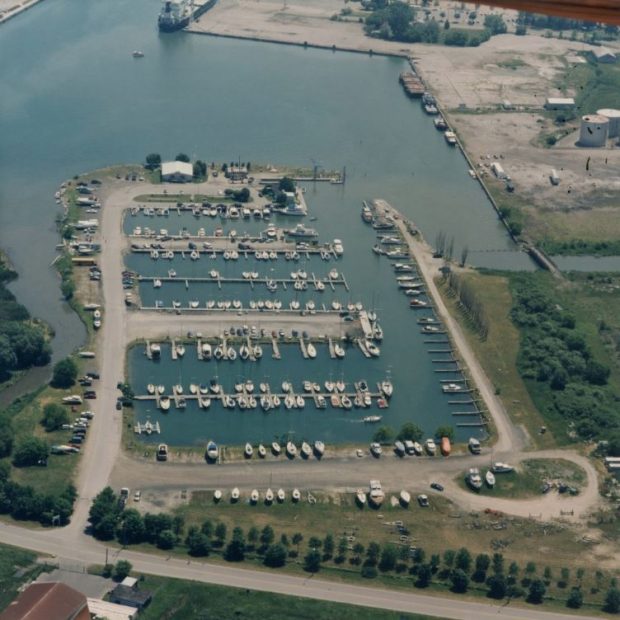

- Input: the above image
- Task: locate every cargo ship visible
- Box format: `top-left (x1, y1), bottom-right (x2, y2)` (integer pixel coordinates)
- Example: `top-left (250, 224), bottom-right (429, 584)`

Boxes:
top-left (158, 0), bottom-right (217, 33)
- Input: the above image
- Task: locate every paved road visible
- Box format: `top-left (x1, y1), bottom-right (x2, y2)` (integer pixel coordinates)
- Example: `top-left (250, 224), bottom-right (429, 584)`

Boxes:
top-left (0, 520), bottom-right (603, 620)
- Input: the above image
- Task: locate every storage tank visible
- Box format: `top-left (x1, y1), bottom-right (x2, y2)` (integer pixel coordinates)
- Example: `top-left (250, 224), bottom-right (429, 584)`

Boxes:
top-left (597, 108), bottom-right (620, 138)
top-left (579, 114), bottom-right (609, 147)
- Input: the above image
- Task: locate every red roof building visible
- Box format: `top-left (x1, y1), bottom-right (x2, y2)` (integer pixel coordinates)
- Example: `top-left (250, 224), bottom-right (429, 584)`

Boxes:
top-left (0, 582), bottom-right (90, 620)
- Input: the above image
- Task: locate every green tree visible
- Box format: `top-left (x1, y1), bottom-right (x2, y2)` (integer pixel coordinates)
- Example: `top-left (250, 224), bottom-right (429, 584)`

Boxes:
top-left (527, 579), bottom-right (546, 604)
top-left (361, 565), bottom-right (378, 579)
top-left (487, 574), bottom-right (507, 599)
top-left (416, 564), bottom-right (432, 588)
top-left (248, 526), bottom-right (259, 544)
top-left (484, 14), bottom-right (507, 35)
top-left (0, 424), bottom-right (15, 458)
top-left (292, 532), bottom-right (303, 552)
top-left (201, 519), bottom-right (214, 538)
top-left (451, 569), bottom-right (469, 593)
top-left (304, 550), bottom-right (322, 573)
top-left (41, 403), bottom-right (69, 432)
top-left (157, 529), bottom-right (176, 550)
top-left (12, 437), bottom-right (48, 467)
top-left (366, 542), bottom-right (381, 566)
top-left (214, 522), bottom-right (227, 547)
top-left (193, 160), bottom-right (207, 179)
top-left (473, 554), bottom-right (490, 582)
top-left (224, 527), bottom-right (246, 562)
top-left (373, 426), bottom-right (394, 444)
top-left (378, 544), bottom-right (398, 572)
top-left (566, 588), bottom-right (583, 609)
top-left (308, 536), bottom-right (322, 550)
top-left (444, 19), bottom-right (450, 30)
top-left (118, 509), bottom-right (145, 545)
top-left (492, 553), bottom-right (505, 575)
top-left (455, 547), bottom-right (472, 572)
top-left (145, 153), bottom-right (161, 168)
top-left (264, 543), bottom-right (287, 568)
top-left (113, 560), bottom-right (132, 581)
top-left (396, 422), bottom-right (423, 441)
top-left (443, 549), bottom-right (456, 569)
top-left (435, 425), bottom-right (455, 441)
top-left (175, 153), bottom-right (190, 162)
top-left (323, 534), bottom-right (335, 560)
top-left (51, 357), bottom-right (77, 388)
top-left (604, 587), bottom-right (620, 613)
top-left (185, 526), bottom-right (210, 557)
top-left (261, 525), bottom-right (275, 547)
top-left (278, 177), bottom-right (296, 193)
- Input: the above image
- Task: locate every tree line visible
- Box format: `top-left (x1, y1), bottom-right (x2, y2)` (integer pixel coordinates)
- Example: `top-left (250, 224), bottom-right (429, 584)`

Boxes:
top-left (445, 272), bottom-right (489, 339)
top-left (87, 487), bottom-right (620, 612)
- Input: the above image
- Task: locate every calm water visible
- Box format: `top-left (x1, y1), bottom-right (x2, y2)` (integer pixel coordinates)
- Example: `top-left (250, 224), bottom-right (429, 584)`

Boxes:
top-left (1, 0), bottom-right (537, 442)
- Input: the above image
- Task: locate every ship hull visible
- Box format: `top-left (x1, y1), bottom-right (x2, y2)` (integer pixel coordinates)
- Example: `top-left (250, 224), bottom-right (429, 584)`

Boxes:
top-left (158, 0), bottom-right (217, 32)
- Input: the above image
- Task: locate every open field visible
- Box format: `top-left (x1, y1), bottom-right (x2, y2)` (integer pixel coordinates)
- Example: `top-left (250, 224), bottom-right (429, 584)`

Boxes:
top-left (138, 573), bottom-right (437, 620)
top-left (0, 543), bottom-right (48, 612)
top-left (436, 273), bottom-right (551, 449)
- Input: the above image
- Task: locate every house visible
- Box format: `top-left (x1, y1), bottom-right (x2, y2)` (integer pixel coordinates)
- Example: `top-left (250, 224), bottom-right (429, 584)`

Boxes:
top-left (161, 161), bottom-right (193, 183)
top-left (109, 580), bottom-right (152, 611)
top-left (226, 165), bottom-right (249, 182)
top-left (591, 47), bottom-right (617, 64)
top-left (0, 582), bottom-right (90, 620)
top-left (544, 97), bottom-right (575, 111)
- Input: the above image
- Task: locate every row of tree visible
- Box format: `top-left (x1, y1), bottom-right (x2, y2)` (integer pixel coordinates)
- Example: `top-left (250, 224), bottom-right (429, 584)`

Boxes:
top-left (87, 487), bottom-right (620, 612)
top-left (445, 272), bottom-right (489, 339)
top-left (510, 275), bottom-right (619, 441)
top-left (372, 422), bottom-right (454, 444)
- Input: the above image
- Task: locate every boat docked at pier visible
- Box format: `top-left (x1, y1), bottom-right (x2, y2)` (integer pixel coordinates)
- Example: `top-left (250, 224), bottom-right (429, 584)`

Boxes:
top-left (158, 0), bottom-right (217, 33)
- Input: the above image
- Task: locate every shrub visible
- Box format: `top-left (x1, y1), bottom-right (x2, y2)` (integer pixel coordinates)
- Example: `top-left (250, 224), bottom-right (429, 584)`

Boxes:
top-left (51, 358), bottom-right (78, 389)
top-left (12, 437), bottom-right (48, 467)
top-left (113, 560), bottom-right (132, 581)
top-left (42, 403), bottom-right (69, 432)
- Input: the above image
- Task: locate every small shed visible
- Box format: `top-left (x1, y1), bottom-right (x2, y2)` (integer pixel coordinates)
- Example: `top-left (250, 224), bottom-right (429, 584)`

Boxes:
top-left (161, 161), bottom-right (193, 183)
top-left (591, 47), bottom-right (617, 64)
top-left (545, 97), bottom-right (575, 111)
top-left (109, 584), bottom-right (152, 610)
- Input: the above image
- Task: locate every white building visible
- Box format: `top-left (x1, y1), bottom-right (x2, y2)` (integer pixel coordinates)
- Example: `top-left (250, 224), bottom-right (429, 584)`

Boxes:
top-left (579, 114), bottom-right (609, 147)
top-left (545, 97), bottom-right (575, 111)
top-left (161, 161), bottom-right (193, 183)
top-left (491, 162), bottom-right (506, 179)
top-left (597, 109), bottom-right (620, 138)
top-left (591, 47), bottom-right (617, 64)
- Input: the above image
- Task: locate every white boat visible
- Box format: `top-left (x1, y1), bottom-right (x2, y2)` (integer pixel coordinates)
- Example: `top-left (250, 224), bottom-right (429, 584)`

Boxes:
top-left (147, 383), bottom-right (155, 394)
top-left (296, 395), bottom-right (305, 408)
top-left (272, 442), bottom-right (281, 456)
top-left (442, 382), bottom-right (463, 393)
top-left (324, 381), bottom-right (335, 392)
top-left (199, 397), bottom-right (211, 409)
top-left (336, 380), bottom-right (345, 392)
top-left (292, 488), bottom-right (301, 502)
top-left (467, 468), bottom-right (483, 490)
top-left (206, 441), bottom-right (219, 461)
top-left (244, 443), bottom-right (253, 458)
top-left (356, 489), bottom-right (367, 506)
top-left (412, 441), bottom-right (423, 456)
top-left (363, 415), bottom-right (382, 423)
top-left (258, 444), bottom-right (266, 458)
top-left (213, 489), bottom-right (222, 502)
top-left (253, 345), bottom-right (263, 359)
top-left (381, 379), bottom-right (393, 398)
top-left (334, 344), bottom-right (345, 359)
top-left (201, 342), bottom-right (212, 359)
top-left (425, 439), bottom-right (437, 455)
top-left (277, 488), bottom-right (285, 502)
top-left (369, 479), bottom-right (384, 507)
top-left (485, 471), bottom-right (496, 487)
top-left (265, 488), bottom-right (274, 503)
top-left (157, 385), bottom-right (165, 394)
top-left (491, 462), bottom-right (514, 474)
top-left (239, 345), bottom-right (250, 360)
top-left (160, 397), bottom-right (171, 411)
top-left (174, 384), bottom-right (183, 394)
top-left (366, 341), bottom-right (380, 357)
top-left (231, 487), bottom-right (240, 501)
top-left (399, 490), bottom-right (411, 506)
top-left (341, 395), bottom-right (352, 410)
top-left (286, 441), bottom-right (297, 457)
top-left (250, 489), bottom-right (259, 503)
top-left (306, 343), bottom-right (317, 359)
top-left (370, 442), bottom-right (382, 457)
top-left (329, 268), bottom-right (339, 279)
top-left (313, 440), bottom-right (325, 456)
top-left (301, 442), bottom-right (312, 458)
top-left (282, 381), bottom-right (290, 393)
top-left (153, 278), bottom-right (162, 289)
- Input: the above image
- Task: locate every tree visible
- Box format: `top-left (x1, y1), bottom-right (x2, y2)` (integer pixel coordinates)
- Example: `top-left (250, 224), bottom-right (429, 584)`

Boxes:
top-left (455, 547), bottom-right (472, 572)
top-left (157, 529), bottom-right (176, 550)
top-left (118, 509), bottom-right (145, 545)
top-left (185, 526), bottom-right (210, 557)
top-left (12, 437), bottom-right (48, 467)
top-left (416, 564), bottom-right (432, 588)
top-left (292, 532), bottom-right (303, 551)
top-left (396, 422), bottom-right (423, 442)
top-left (444, 19), bottom-right (450, 30)
top-left (175, 153), bottom-right (190, 162)
top-left (0, 424), bottom-right (14, 458)
top-left (224, 527), bottom-right (246, 562)
top-left (201, 519), bottom-right (214, 538)
top-left (214, 522), bottom-right (227, 547)
top-left (451, 569), bottom-right (469, 593)
top-left (41, 403), bottom-right (69, 432)
top-left (361, 565), bottom-right (378, 579)
top-left (248, 526), bottom-right (259, 545)
top-left (373, 426), bottom-right (394, 444)
top-left (443, 549), bottom-right (456, 569)
top-left (145, 153), bottom-right (161, 168)
top-left (604, 587), bottom-right (620, 613)
top-left (260, 525), bottom-right (275, 547)
top-left (304, 550), bottom-right (322, 573)
top-left (193, 160), bottom-right (207, 179)
top-left (366, 542), bottom-right (381, 566)
top-left (278, 177), bottom-right (296, 193)
top-left (487, 574), bottom-right (507, 599)
top-left (484, 14), bottom-right (507, 35)
top-left (492, 553), bottom-right (505, 575)
top-left (113, 560), bottom-right (132, 581)
top-left (323, 534), bottom-right (335, 560)
top-left (308, 536), bottom-right (322, 550)
top-left (473, 554), bottom-right (490, 582)
top-left (51, 357), bottom-right (77, 389)
top-left (566, 588), bottom-right (583, 609)
top-left (527, 579), bottom-right (546, 604)
top-left (264, 543), bottom-right (287, 568)
top-left (379, 544), bottom-right (398, 572)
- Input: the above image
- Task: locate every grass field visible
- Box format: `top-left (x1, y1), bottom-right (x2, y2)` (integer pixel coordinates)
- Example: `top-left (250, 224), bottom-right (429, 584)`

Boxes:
top-left (436, 273), bottom-right (554, 449)
top-left (456, 458), bottom-right (586, 499)
top-left (138, 575), bottom-right (438, 620)
top-left (0, 544), bottom-right (49, 612)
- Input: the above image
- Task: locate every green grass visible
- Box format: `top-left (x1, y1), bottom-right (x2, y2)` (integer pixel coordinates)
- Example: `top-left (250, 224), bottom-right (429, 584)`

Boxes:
top-left (0, 544), bottom-right (50, 612)
top-left (497, 58), bottom-right (527, 70)
top-left (436, 273), bottom-right (554, 449)
top-left (137, 574), bottom-right (437, 620)
top-left (457, 458), bottom-right (586, 499)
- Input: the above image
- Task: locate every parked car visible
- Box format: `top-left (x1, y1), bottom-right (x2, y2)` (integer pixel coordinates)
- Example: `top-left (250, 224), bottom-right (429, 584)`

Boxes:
top-left (430, 482), bottom-right (444, 492)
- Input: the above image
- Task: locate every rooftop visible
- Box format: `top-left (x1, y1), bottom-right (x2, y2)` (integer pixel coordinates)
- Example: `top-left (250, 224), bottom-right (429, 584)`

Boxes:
top-left (0, 582), bottom-right (89, 620)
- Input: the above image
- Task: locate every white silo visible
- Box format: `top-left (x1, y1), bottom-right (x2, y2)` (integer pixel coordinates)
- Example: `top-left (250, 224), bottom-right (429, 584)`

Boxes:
top-left (597, 109), bottom-right (620, 138)
top-left (579, 114), bottom-right (609, 147)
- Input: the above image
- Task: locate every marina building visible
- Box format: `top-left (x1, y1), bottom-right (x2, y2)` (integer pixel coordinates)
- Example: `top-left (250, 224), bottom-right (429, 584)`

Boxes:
top-left (161, 161), bottom-right (193, 183)
top-left (579, 114), bottom-right (609, 147)
top-left (545, 97), bottom-right (575, 111)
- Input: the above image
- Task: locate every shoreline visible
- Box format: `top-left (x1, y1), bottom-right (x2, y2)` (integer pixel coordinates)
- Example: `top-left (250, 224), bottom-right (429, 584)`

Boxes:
top-left (0, 0), bottom-right (45, 25)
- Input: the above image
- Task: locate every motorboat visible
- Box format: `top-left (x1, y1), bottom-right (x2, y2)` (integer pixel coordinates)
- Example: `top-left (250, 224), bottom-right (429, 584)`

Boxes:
top-left (157, 385), bottom-right (165, 394)
top-left (425, 439), bottom-right (437, 455)
top-left (271, 442), bottom-right (281, 456)
top-left (156, 443), bottom-right (168, 461)
top-left (244, 443), bottom-right (253, 458)
top-left (153, 278), bottom-right (162, 289)
top-left (381, 379), bottom-right (393, 398)
top-left (399, 490), bottom-right (411, 506)
top-left (253, 345), bottom-right (263, 359)
top-left (265, 488), bottom-right (274, 503)
top-left (363, 415), bottom-right (382, 423)
top-left (282, 381), bottom-right (291, 393)
top-left (160, 397), bottom-right (171, 411)
top-left (485, 471), bottom-right (496, 487)
top-left (176, 344), bottom-right (186, 357)
top-left (442, 383), bottom-right (463, 393)
top-left (301, 442), bottom-right (312, 458)
top-left (306, 343), bottom-right (317, 359)
top-left (147, 384), bottom-right (155, 394)
top-left (440, 436), bottom-right (451, 457)
top-left (231, 487), bottom-right (240, 502)
top-left (132, 50), bottom-right (145, 58)
top-left (199, 397), bottom-right (211, 409)
top-left (341, 395), bottom-right (352, 410)
top-left (199, 384), bottom-right (209, 395)
top-left (394, 440), bottom-right (406, 455)
top-left (277, 488), bottom-right (285, 502)
top-left (468, 437), bottom-right (481, 454)
top-left (296, 395), bottom-right (305, 408)
top-left (370, 442), bottom-right (382, 457)
top-left (292, 488), bottom-right (301, 502)
top-left (258, 444), bottom-right (266, 458)
top-left (491, 462), bottom-right (514, 474)
top-left (366, 341), bottom-right (380, 357)
top-left (313, 440), bottom-right (325, 457)
top-left (250, 489), bottom-right (259, 503)
top-left (206, 441), bottom-right (219, 461)
top-left (412, 441), bottom-right (423, 456)
top-left (467, 468), bottom-right (483, 490)
top-left (174, 384), bottom-right (183, 394)
top-left (286, 224), bottom-right (318, 239)
top-left (334, 344), bottom-right (345, 359)
top-left (368, 479), bottom-right (384, 507)
top-left (356, 489), bottom-right (367, 506)
top-left (286, 441), bottom-right (297, 457)
top-left (213, 490), bottom-right (222, 502)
